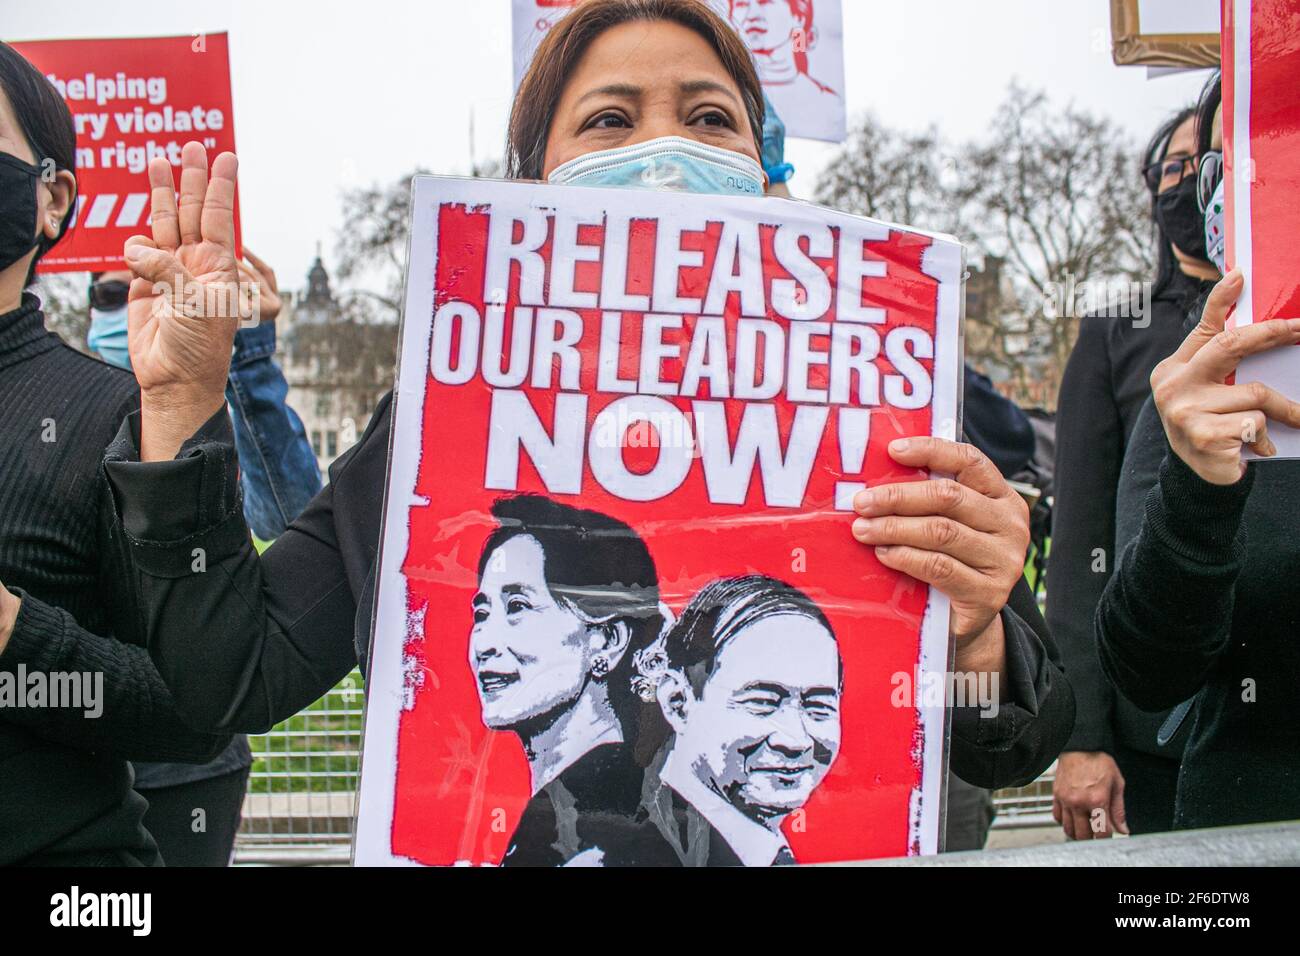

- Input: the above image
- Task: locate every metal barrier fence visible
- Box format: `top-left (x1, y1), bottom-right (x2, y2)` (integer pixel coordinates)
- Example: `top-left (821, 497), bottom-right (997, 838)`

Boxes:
top-left (234, 672), bottom-right (1056, 864)
top-left (236, 671), bottom-right (363, 861)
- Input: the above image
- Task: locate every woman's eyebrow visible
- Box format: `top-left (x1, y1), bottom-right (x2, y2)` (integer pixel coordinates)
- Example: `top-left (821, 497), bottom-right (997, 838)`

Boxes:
top-left (575, 83), bottom-right (643, 105)
top-left (678, 79), bottom-right (741, 106)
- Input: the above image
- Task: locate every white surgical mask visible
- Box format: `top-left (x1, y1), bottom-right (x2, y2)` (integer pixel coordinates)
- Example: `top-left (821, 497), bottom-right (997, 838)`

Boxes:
top-left (1204, 178), bottom-right (1226, 273)
top-left (547, 136), bottom-right (766, 197)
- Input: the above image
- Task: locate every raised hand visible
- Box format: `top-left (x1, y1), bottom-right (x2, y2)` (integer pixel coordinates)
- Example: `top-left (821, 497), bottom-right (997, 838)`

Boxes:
top-left (1151, 268), bottom-right (1300, 485)
top-left (238, 247), bottom-right (281, 325)
top-left (123, 141), bottom-right (241, 461)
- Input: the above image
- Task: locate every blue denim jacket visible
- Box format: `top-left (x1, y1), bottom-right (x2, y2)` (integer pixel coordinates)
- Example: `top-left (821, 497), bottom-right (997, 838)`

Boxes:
top-left (223, 322), bottom-right (323, 539)
top-left (129, 322), bottom-right (321, 790)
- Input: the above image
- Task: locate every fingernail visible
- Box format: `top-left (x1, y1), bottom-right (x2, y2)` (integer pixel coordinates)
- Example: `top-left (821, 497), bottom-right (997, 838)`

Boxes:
top-left (852, 517), bottom-right (871, 538)
top-left (874, 546), bottom-right (893, 559)
top-left (124, 245), bottom-right (142, 263)
top-left (853, 489), bottom-right (873, 512)
top-left (890, 438), bottom-right (911, 453)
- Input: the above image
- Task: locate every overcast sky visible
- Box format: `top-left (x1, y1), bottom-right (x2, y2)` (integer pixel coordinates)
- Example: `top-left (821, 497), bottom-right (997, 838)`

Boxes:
top-left (8, 0), bottom-right (1215, 292)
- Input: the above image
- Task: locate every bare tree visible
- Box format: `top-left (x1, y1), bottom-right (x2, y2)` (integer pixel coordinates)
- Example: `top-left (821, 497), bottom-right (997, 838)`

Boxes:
top-left (815, 114), bottom-right (954, 231)
top-left (815, 86), bottom-right (1152, 408)
top-left (953, 84), bottom-right (1151, 403)
top-left (333, 159), bottom-right (506, 321)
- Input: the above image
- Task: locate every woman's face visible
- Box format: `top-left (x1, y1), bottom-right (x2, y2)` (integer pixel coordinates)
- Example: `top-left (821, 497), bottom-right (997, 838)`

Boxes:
top-left (1157, 116), bottom-right (1198, 195)
top-left (470, 534), bottom-right (599, 731)
top-left (0, 85), bottom-right (75, 256)
top-left (540, 19), bottom-right (761, 179)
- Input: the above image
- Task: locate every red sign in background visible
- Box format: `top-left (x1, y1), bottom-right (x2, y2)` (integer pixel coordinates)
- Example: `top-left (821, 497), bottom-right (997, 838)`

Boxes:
top-left (11, 33), bottom-right (239, 273)
top-left (386, 202), bottom-right (945, 865)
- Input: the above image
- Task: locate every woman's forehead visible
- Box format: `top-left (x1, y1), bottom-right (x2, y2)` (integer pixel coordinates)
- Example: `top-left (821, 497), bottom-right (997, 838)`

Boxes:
top-left (560, 20), bottom-right (742, 106)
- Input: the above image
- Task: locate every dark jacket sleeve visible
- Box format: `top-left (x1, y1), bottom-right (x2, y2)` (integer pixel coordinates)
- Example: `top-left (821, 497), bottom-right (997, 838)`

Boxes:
top-left (1044, 317), bottom-right (1120, 753)
top-left (100, 397), bottom-right (391, 734)
top-left (949, 575), bottom-right (1076, 789)
top-left (0, 588), bottom-right (231, 762)
top-left (1097, 450), bottom-right (1250, 711)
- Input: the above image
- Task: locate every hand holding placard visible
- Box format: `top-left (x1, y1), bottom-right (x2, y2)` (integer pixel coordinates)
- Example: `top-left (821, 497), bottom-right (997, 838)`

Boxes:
top-left (123, 141), bottom-right (241, 461)
top-left (1151, 269), bottom-right (1300, 486)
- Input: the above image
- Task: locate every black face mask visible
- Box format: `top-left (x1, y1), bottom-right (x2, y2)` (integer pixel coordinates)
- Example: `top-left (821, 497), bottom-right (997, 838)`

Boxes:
top-left (1155, 173), bottom-right (1209, 262)
top-left (0, 151), bottom-right (43, 273)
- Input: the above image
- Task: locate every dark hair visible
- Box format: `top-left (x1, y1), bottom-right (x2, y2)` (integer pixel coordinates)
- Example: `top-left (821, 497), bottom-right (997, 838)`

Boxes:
top-left (1142, 105), bottom-right (1197, 300)
top-left (507, 0), bottom-right (765, 180)
top-left (477, 494), bottom-right (663, 731)
top-left (660, 574), bottom-right (837, 697)
top-left (0, 41), bottom-right (77, 287)
top-left (1194, 70), bottom-right (1222, 159)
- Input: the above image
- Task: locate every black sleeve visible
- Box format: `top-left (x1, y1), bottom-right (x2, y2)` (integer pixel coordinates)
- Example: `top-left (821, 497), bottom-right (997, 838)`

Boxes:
top-left (100, 398), bottom-right (391, 734)
top-left (1097, 450), bottom-right (1250, 711)
top-left (0, 588), bottom-right (231, 762)
top-left (1044, 317), bottom-right (1119, 753)
top-left (949, 576), bottom-right (1076, 789)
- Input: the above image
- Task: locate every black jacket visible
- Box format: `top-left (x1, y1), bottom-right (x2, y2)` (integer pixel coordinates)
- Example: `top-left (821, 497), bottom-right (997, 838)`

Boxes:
top-left (1047, 272), bottom-right (1211, 758)
top-left (0, 294), bottom-right (229, 866)
top-left (102, 388), bottom-right (1072, 794)
top-left (1097, 405), bottom-right (1300, 829)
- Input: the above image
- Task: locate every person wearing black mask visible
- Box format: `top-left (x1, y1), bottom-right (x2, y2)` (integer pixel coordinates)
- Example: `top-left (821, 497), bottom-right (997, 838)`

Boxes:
top-left (1048, 105), bottom-right (1219, 841)
top-left (0, 40), bottom-right (228, 865)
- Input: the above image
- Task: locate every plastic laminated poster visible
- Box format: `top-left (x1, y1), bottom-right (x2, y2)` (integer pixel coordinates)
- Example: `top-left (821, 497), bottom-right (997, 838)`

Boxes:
top-left (1222, 0), bottom-right (1300, 458)
top-left (353, 175), bottom-right (965, 866)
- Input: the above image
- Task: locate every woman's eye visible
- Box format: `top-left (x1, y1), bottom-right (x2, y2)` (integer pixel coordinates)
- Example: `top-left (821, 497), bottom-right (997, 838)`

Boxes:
top-left (589, 112), bottom-right (629, 130)
top-left (693, 110), bottom-right (732, 129)
top-left (506, 598), bottom-right (531, 615)
top-left (472, 608), bottom-right (489, 624)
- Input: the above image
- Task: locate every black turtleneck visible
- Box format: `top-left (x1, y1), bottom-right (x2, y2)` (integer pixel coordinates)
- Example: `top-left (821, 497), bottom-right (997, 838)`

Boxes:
top-left (0, 292), bottom-right (228, 866)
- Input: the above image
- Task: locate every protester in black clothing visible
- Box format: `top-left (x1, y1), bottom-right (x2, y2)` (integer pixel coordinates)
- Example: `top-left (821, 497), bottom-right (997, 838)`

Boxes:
top-left (0, 42), bottom-right (228, 865)
top-left (1097, 269), bottom-right (1300, 829)
top-left (1096, 75), bottom-right (1300, 828)
top-left (1048, 104), bottom-right (1220, 840)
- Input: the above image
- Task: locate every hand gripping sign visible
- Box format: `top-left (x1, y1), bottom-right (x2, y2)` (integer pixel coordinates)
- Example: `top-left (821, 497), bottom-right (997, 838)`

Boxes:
top-left (354, 176), bottom-right (964, 866)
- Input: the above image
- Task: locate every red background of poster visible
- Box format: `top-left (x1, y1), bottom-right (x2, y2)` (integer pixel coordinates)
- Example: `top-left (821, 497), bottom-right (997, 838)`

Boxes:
top-left (11, 33), bottom-right (239, 273)
top-left (1223, 0), bottom-right (1300, 323)
top-left (385, 201), bottom-right (944, 865)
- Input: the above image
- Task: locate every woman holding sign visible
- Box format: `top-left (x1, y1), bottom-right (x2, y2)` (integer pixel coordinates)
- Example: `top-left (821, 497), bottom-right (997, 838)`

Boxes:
top-left (92, 0), bottom-right (1072, 861)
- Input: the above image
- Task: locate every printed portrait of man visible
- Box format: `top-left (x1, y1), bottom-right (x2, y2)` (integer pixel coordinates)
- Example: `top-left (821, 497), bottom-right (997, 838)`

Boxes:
top-left (632, 574), bottom-right (843, 866)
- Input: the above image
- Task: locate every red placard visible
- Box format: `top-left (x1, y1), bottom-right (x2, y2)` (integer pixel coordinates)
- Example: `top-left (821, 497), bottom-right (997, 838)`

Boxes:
top-left (10, 33), bottom-right (239, 273)
top-left (354, 177), bottom-right (964, 866)
top-left (1223, 0), bottom-right (1300, 456)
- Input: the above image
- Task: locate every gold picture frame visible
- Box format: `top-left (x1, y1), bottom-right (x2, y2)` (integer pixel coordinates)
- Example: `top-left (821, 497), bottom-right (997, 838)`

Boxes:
top-left (1110, 0), bottom-right (1221, 68)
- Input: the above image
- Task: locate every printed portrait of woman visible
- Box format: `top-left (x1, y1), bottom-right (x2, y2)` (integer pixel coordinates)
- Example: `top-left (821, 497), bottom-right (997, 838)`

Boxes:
top-left (724, 0), bottom-right (839, 99)
top-left (467, 494), bottom-right (671, 866)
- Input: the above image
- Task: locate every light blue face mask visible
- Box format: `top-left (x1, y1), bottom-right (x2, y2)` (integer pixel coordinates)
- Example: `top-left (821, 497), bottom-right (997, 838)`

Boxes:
top-left (88, 305), bottom-right (132, 370)
top-left (546, 136), bottom-right (766, 197)
top-left (1204, 178), bottom-right (1226, 273)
